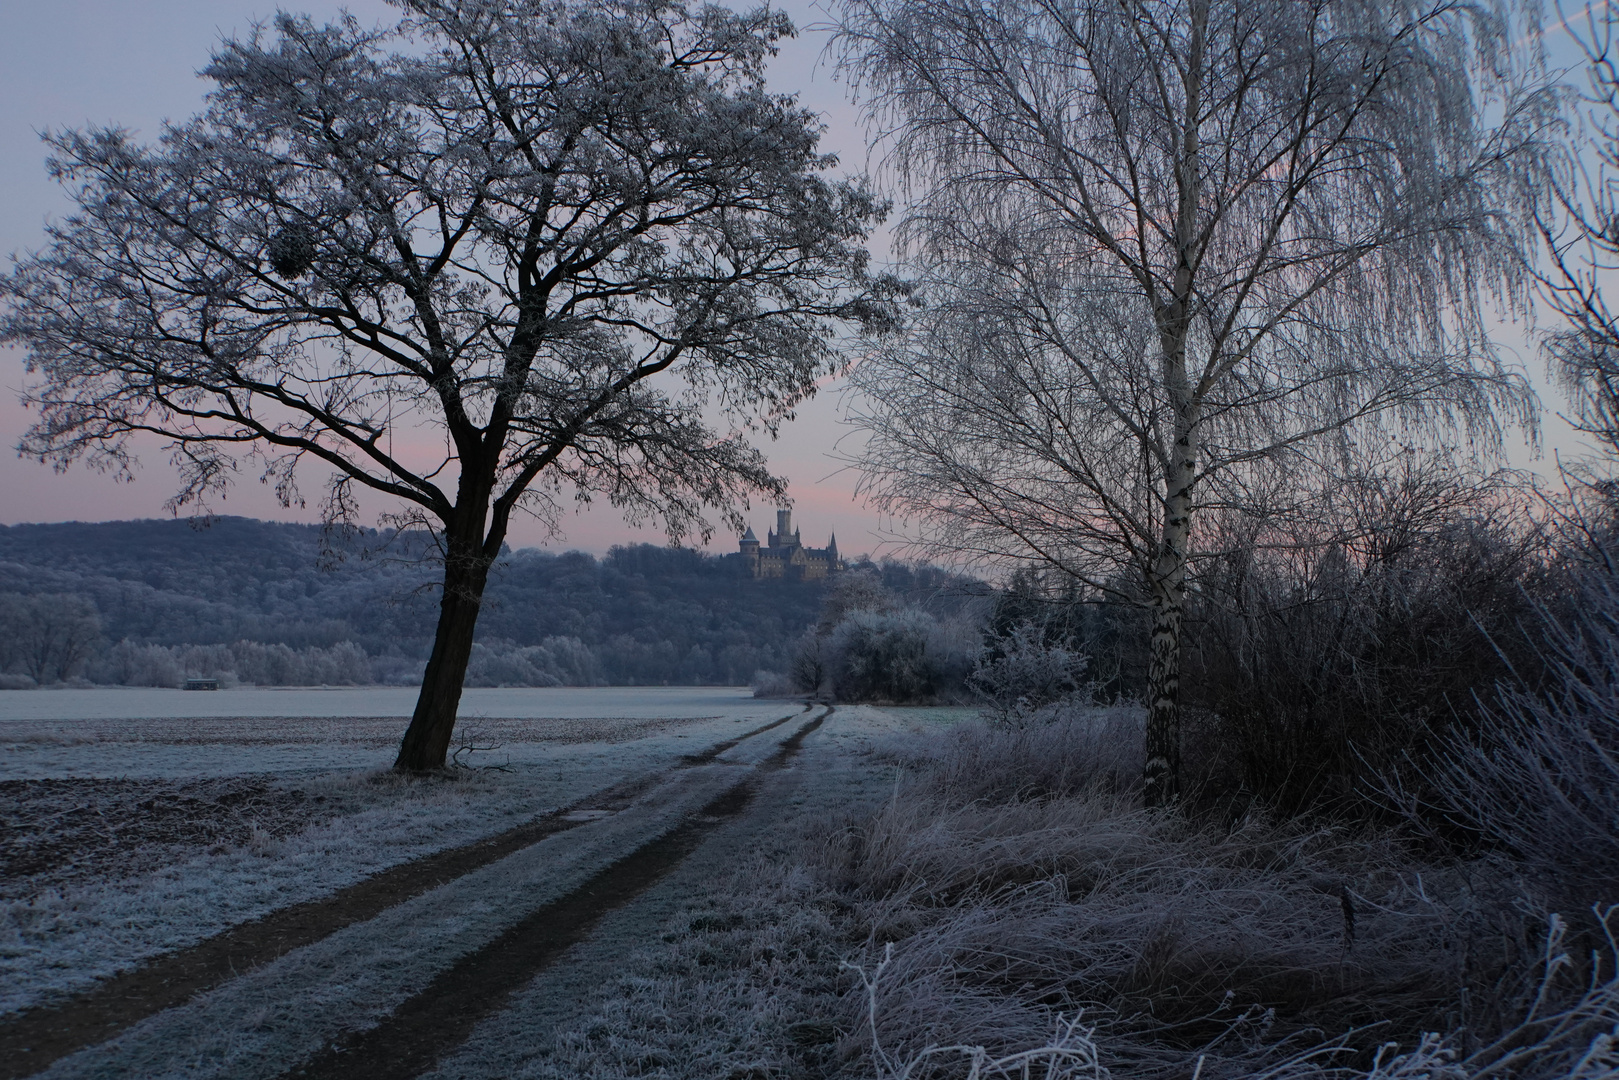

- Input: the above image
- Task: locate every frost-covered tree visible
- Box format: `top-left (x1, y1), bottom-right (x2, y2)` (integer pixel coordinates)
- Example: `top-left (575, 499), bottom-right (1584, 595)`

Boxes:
top-left (1541, 4), bottom-right (1619, 462)
top-left (0, 0), bottom-right (898, 769)
top-left (836, 0), bottom-right (1554, 804)
top-left (0, 593), bottom-right (102, 685)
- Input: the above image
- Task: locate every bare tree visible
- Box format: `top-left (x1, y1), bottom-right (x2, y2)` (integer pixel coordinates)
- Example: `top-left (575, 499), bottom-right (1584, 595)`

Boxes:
top-left (0, 594), bottom-right (103, 685)
top-left (0, 0), bottom-right (898, 770)
top-left (836, 0), bottom-right (1554, 804)
top-left (1541, 3), bottom-right (1619, 461)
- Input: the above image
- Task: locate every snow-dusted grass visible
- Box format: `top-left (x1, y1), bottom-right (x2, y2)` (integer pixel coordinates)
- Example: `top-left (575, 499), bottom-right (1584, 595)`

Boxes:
top-left (462, 706), bottom-right (1619, 1080)
top-left (3, 768), bottom-right (531, 1014)
top-left (0, 686), bottom-right (771, 780)
top-left (0, 685), bottom-right (761, 723)
top-left (1, 693), bottom-right (796, 1017)
top-left (415, 705), bottom-right (907, 1080)
top-left (808, 711), bottom-right (1619, 1079)
top-left (0, 713), bottom-right (733, 779)
top-left (30, 761), bottom-right (783, 1080)
top-left (19, 694), bottom-right (1611, 1079)
top-left (512, 860), bottom-right (850, 1080)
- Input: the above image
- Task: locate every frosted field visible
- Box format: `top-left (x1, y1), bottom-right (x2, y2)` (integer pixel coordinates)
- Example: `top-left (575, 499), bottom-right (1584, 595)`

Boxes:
top-left (0, 687), bottom-right (811, 1016)
top-left (0, 686), bottom-right (768, 779)
top-left (0, 685), bottom-right (759, 721)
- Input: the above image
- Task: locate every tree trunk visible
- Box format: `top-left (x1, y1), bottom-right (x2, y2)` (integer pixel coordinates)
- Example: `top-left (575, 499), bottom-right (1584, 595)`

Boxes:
top-left (394, 532), bottom-right (494, 772)
top-left (1144, 0), bottom-right (1204, 809)
top-left (1144, 548), bottom-right (1186, 808)
top-left (1144, 410), bottom-right (1197, 808)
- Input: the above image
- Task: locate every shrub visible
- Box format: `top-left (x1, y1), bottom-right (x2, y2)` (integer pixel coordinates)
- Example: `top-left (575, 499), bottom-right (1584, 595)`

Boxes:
top-left (462, 636), bottom-right (603, 687)
top-left (750, 669), bottom-right (797, 698)
top-left (1182, 460), bottom-right (1545, 816)
top-left (94, 639), bottom-right (185, 687)
top-left (967, 622), bottom-right (1091, 724)
top-left (1401, 564), bottom-right (1619, 918)
top-left (88, 639), bottom-right (375, 686)
top-left (827, 609), bottom-right (976, 704)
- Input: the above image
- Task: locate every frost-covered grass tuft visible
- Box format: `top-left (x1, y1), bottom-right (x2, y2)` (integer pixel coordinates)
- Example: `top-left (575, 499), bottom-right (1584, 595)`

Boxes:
top-left (519, 859), bottom-right (851, 1079)
top-left (875, 703), bottom-right (1144, 803)
top-left (806, 712), bottom-right (1619, 1079)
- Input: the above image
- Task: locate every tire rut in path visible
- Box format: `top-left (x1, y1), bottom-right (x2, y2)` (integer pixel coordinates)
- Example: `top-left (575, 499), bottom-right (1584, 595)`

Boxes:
top-left (0, 705), bottom-right (811, 1080)
top-left (282, 707), bottom-right (832, 1080)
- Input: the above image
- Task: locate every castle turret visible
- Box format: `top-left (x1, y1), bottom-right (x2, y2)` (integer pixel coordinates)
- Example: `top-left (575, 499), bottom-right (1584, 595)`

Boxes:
top-left (740, 512), bottom-right (840, 579)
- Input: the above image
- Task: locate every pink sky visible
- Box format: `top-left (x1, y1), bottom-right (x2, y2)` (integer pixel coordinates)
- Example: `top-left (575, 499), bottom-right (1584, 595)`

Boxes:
top-left (0, 0), bottom-right (898, 557)
top-left (0, 1), bottom-right (1589, 557)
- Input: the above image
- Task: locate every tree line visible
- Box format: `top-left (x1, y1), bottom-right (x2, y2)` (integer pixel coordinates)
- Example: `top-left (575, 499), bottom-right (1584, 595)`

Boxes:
top-left (0, 516), bottom-right (984, 689)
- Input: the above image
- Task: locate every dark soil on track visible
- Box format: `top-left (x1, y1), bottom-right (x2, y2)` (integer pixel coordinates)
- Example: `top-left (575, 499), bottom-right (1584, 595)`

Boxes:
top-left (0, 776), bottom-right (330, 896)
top-left (282, 710), bottom-right (829, 1080)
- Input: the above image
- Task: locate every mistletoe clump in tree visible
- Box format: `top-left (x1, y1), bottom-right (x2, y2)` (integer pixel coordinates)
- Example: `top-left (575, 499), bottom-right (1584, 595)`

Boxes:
top-left (1, 0), bottom-right (898, 770)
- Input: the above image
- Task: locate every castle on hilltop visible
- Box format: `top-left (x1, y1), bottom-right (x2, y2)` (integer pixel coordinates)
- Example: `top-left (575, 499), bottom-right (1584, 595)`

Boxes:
top-left (739, 510), bottom-right (842, 580)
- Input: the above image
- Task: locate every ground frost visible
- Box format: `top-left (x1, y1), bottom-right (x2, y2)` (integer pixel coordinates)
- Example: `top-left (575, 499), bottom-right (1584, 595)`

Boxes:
top-left (28, 762), bottom-right (759, 1080)
top-left (2, 698), bottom-right (787, 1017)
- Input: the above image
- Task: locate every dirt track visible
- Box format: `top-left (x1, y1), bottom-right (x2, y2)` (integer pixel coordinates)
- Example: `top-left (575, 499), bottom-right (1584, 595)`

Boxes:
top-left (284, 710), bottom-right (828, 1080)
top-left (2, 704), bottom-right (843, 1080)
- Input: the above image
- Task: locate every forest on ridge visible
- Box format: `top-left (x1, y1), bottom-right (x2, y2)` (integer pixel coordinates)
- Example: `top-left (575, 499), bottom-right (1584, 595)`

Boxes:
top-left (0, 516), bottom-right (982, 689)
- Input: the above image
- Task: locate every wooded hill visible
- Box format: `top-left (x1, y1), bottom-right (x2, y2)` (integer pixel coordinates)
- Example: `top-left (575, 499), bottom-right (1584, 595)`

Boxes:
top-left (0, 517), bottom-right (980, 687)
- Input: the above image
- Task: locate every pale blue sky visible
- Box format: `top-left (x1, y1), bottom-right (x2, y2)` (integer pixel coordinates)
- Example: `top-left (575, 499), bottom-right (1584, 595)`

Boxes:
top-left (0, 1), bottom-right (1594, 556)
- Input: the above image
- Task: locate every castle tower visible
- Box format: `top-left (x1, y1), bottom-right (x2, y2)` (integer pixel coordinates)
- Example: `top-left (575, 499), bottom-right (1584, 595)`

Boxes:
top-left (740, 511), bottom-right (839, 579)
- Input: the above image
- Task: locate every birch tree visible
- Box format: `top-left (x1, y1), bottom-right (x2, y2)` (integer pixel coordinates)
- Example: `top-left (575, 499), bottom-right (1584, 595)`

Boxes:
top-left (836, 0), bottom-right (1554, 804)
top-left (1541, 3), bottom-right (1619, 460)
top-left (1, 0), bottom-right (898, 770)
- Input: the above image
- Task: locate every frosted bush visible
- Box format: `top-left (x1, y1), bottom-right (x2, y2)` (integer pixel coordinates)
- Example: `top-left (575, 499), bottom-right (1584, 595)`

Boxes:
top-left (967, 623), bottom-right (1091, 724)
top-left (541, 635), bottom-right (601, 685)
top-left (1408, 566), bottom-right (1619, 914)
top-left (827, 609), bottom-right (977, 703)
top-left (464, 641), bottom-right (564, 687)
top-left (751, 668), bottom-right (798, 698)
top-left (461, 637), bottom-right (602, 687)
top-left (89, 639), bottom-right (374, 686)
top-left (94, 639), bottom-right (185, 687)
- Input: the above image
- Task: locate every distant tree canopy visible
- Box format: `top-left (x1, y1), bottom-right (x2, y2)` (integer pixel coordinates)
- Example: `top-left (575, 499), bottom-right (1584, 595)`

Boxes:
top-left (0, 517), bottom-right (979, 688)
